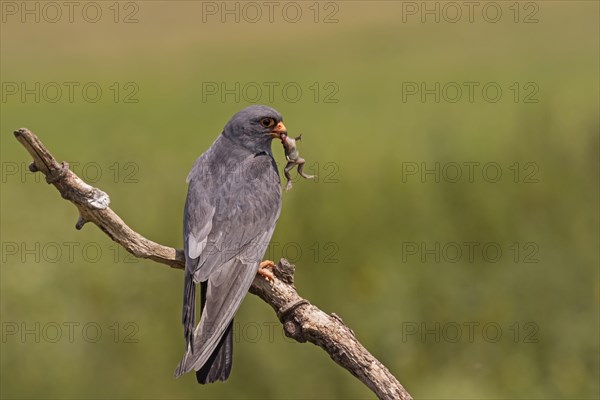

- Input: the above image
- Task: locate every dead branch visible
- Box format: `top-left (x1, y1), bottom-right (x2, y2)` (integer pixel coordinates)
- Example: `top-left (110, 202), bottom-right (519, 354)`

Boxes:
top-left (13, 127), bottom-right (412, 400)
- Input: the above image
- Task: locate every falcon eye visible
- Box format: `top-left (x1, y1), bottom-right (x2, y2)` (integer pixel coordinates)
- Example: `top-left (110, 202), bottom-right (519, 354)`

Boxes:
top-left (260, 118), bottom-right (275, 128)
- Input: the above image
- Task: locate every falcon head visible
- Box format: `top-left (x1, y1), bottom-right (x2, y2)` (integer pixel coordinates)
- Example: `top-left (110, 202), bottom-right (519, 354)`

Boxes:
top-left (223, 105), bottom-right (286, 153)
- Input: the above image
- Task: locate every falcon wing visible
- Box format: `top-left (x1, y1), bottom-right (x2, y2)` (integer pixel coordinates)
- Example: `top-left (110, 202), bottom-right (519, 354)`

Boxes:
top-left (176, 149), bottom-right (281, 377)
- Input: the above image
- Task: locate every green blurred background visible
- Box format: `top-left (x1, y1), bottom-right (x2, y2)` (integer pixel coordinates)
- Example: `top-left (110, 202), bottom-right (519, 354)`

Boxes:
top-left (1, 1), bottom-right (598, 399)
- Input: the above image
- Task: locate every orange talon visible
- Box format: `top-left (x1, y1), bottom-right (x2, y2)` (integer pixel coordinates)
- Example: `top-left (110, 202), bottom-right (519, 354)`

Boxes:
top-left (259, 260), bottom-right (276, 269)
top-left (258, 260), bottom-right (276, 281)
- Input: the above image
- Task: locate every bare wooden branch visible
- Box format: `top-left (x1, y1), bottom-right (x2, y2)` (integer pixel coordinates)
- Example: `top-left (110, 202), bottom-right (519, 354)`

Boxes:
top-left (13, 128), bottom-right (184, 269)
top-left (250, 260), bottom-right (412, 400)
top-left (13, 127), bottom-right (412, 400)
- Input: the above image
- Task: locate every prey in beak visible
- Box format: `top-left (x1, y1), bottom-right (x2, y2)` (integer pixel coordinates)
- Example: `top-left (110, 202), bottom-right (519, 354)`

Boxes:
top-left (270, 121), bottom-right (287, 139)
top-left (279, 133), bottom-right (316, 192)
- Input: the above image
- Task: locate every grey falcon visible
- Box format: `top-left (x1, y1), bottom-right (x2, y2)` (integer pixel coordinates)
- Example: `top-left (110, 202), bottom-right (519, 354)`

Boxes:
top-left (174, 105), bottom-right (285, 383)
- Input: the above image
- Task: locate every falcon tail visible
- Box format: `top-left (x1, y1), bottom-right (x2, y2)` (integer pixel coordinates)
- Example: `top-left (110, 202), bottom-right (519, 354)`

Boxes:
top-left (196, 320), bottom-right (233, 383)
top-left (176, 281), bottom-right (234, 383)
top-left (196, 281), bottom-right (233, 383)
top-left (182, 272), bottom-right (196, 353)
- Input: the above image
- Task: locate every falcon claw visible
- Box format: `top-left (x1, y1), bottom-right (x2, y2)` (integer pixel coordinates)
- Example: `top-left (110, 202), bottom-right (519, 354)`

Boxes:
top-left (258, 260), bottom-right (276, 281)
top-left (259, 260), bottom-right (276, 269)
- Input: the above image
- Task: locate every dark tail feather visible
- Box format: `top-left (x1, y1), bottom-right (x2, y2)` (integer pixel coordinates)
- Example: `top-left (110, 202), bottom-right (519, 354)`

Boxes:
top-left (182, 272), bottom-right (196, 353)
top-left (196, 281), bottom-right (233, 384)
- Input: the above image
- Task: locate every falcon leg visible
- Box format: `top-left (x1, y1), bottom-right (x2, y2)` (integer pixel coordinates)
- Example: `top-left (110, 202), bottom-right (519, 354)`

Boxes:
top-left (258, 260), bottom-right (276, 281)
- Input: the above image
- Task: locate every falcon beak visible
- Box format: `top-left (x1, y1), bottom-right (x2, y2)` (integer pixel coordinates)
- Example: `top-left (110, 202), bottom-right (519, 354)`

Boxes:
top-left (270, 122), bottom-right (287, 138)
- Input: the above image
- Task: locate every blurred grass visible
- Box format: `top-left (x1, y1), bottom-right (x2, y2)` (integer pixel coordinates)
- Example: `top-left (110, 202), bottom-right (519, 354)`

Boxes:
top-left (1, 1), bottom-right (599, 399)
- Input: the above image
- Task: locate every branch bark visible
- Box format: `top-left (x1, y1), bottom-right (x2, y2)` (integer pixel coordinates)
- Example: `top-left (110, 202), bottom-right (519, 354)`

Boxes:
top-left (13, 128), bottom-right (412, 400)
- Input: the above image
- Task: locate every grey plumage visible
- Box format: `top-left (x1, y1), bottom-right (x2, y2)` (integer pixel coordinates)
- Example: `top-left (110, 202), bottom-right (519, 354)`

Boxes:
top-left (175, 105), bottom-right (284, 383)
